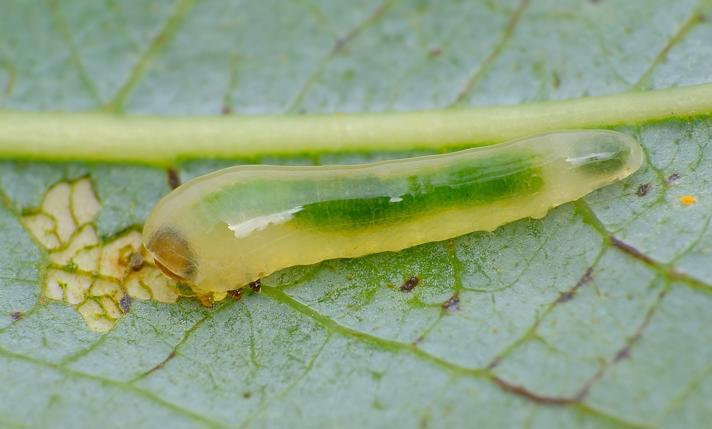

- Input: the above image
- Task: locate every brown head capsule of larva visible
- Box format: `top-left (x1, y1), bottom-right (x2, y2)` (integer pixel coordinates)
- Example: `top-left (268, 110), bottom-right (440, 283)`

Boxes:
top-left (147, 226), bottom-right (198, 282)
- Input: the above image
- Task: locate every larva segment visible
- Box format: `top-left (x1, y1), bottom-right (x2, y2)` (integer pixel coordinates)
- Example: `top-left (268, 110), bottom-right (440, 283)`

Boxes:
top-left (143, 130), bottom-right (643, 295)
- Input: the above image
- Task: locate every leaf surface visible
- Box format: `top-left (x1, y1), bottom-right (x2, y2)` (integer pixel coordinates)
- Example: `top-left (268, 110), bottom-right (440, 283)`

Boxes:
top-left (1, 0), bottom-right (712, 428)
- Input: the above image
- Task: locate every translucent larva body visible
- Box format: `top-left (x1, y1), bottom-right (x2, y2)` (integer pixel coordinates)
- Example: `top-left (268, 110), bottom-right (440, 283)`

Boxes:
top-left (143, 130), bottom-right (643, 295)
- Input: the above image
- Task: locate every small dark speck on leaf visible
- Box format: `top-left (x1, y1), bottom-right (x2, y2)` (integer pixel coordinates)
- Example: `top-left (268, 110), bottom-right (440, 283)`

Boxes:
top-left (228, 288), bottom-right (244, 301)
top-left (487, 355), bottom-right (503, 370)
top-left (10, 311), bottom-right (22, 321)
top-left (614, 346), bottom-right (631, 362)
top-left (249, 279), bottom-right (262, 293)
top-left (580, 267), bottom-right (594, 284)
top-left (221, 105), bottom-right (232, 115)
top-left (557, 291), bottom-right (575, 303)
top-left (128, 252), bottom-right (144, 271)
top-left (333, 37), bottom-right (353, 55)
top-left (636, 183), bottom-right (651, 197)
top-left (589, 0), bottom-right (601, 4)
top-left (119, 295), bottom-right (132, 312)
top-left (400, 276), bottom-right (420, 292)
top-left (442, 293), bottom-right (460, 311)
top-left (167, 168), bottom-right (181, 189)
top-left (428, 47), bottom-right (443, 58)
top-left (552, 71), bottom-right (561, 88)
top-left (243, 391), bottom-right (252, 399)
top-left (667, 173), bottom-right (681, 184)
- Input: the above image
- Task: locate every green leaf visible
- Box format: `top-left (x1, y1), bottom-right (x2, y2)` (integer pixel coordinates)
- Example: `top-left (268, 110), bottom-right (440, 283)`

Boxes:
top-left (1, 0), bottom-right (712, 428)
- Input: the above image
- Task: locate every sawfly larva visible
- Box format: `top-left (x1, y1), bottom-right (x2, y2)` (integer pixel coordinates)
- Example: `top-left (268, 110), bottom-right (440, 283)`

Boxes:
top-left (143, 130), bottom-right (643, 296)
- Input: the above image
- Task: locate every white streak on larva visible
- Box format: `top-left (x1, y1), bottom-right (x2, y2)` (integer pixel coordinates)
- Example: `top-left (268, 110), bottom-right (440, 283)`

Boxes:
top-left (228, 206), bottom-right (303, 238)
top-left (565, 151), bottom-right (616, 167)
top-left (389, 196), bottom-right (403, 203)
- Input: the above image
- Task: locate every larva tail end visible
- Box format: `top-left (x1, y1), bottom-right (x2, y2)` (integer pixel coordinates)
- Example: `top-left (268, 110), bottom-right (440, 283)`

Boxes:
top-left (566, 131), bottom-right (643, 177)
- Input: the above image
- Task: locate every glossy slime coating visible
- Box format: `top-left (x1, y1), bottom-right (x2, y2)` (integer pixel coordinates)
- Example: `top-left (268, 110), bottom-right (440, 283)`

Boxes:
top-left (143, 130), bottom-right (643, 294)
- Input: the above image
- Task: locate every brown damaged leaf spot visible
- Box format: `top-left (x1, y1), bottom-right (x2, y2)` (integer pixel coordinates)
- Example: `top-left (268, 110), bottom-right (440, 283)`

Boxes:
top-left (442, 293), bottom-right (460, 312)
top-left (613, 347), bottom-right (631, 363)
top-left (21, 178), bottom-right (181, 333)
top-left (119, 294), bottom-right (132, 312)
top-left (666, 172), bottom-right (681, 185)
top-left (635, 183), bottom-right (651, 197)
top-left (555, 290), bottom-right (575, 304)
top-left (399, 275), bottom-right (420, 292)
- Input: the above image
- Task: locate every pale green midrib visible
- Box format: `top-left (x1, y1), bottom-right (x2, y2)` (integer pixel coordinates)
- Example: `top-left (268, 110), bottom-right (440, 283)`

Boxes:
top-left (1, 83), bottom-right (711, 166)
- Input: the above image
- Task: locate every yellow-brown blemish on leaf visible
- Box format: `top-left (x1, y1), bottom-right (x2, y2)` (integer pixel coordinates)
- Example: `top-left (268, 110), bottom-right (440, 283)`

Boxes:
top-left (99, 296), bottom-right (122, 319)
top-left (71, 179), bottom-right (101, 224)
top-left (22, 178), bottom-right (181, 333)
top-left (77, 300), bottom-right (114, 333)
top-left (73, 246), bottom-right (101, 272)
top-left (42, 182), bottom-right (75, 242)
top-left (124, 274), bottom-right (152, 300)
top-left (126, 253), bottom-right (180, 303)
top-left (22, 213), bottom-right (60, 249)
top-left (99, 231), bottom-right (144, 279)
top-left (90, 278), bottom-right (123, 301)
top-left (48, 224), bottom-right (99, 266)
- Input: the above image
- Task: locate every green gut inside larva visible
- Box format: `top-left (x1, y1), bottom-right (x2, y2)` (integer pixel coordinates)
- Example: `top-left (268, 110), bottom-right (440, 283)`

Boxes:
top-left (292, 153), bottom-right (543, 229)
